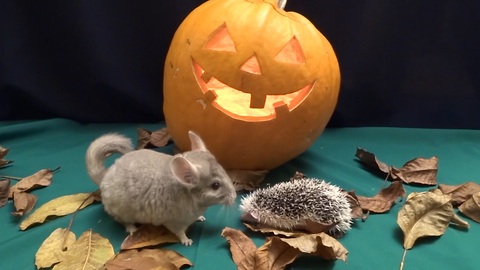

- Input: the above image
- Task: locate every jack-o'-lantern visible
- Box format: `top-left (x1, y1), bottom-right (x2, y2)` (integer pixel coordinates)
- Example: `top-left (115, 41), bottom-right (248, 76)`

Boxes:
top-left (163, 0), bottom-right (340, 170)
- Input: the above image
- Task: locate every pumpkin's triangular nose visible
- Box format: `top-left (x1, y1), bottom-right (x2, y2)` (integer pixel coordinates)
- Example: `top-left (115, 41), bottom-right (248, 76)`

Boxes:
top-left (240, 55), bottom-right (261, 75)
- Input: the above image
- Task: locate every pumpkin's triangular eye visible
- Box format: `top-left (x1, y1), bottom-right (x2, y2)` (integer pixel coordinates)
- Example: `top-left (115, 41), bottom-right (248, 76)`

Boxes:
top-left (274, 36), bottom-right (305, 64)
top-left (203, 23), bottom-right (236, 52)
top-left (240, 55), bottom-right (261, 75)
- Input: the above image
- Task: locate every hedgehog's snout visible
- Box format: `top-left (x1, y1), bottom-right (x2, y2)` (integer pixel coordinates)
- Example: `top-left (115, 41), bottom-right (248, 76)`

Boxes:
top-left (240, 212), bottom-right (259, 225)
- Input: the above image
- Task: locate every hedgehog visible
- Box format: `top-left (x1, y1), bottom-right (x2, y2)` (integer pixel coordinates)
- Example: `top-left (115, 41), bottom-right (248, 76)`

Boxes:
top-left (239, 178), bottom-right (353, 236)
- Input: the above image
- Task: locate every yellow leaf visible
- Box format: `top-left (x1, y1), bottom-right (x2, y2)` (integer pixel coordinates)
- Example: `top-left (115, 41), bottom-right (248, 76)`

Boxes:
top-left (53, 230), bottom-right (114, 270)
top-left (459, 192), bottom-right (480, 223)
top-left (120, 224), bottom-right (179, 250)
top-left (397, 190), bottom-right (454, 249)
top-left (20, 193), bottom-right (95, 230)
top-left (35, 228), bottom-right (76, 269)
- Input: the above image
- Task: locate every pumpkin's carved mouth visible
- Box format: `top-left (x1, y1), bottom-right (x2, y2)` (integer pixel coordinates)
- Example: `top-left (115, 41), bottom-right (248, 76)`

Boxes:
top-left (192, 60), bottom-right (314, 122)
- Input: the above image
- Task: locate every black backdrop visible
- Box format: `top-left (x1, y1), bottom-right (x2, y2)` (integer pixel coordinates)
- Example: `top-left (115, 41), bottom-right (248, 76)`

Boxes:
top-left (1, 1), bottom-right (479, 128)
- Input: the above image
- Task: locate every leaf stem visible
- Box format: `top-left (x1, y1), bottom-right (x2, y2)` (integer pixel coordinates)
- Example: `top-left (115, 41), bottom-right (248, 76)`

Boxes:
top-left (381, 168), bottom-right (392, 189)
top-left (62, 191), bottom-right (96, 251)
top-left (400, 248), bottom-right (407, 270)
top-left (0, 166), bottom-right (61, 181)
top-left (0, 175), bottom-right (22, 181)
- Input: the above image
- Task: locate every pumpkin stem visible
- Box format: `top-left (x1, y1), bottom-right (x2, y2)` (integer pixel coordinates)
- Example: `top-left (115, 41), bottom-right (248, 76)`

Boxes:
top-left (277, 0), bottom-right (286, 10)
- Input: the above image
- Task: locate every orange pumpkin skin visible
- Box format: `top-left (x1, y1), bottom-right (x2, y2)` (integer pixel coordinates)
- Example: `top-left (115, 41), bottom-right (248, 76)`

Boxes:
top-left (163, 0), bottom-right (340, 170)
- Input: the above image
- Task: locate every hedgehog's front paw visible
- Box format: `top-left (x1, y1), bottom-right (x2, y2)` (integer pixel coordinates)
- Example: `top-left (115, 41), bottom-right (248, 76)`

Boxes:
top-left (197, 216), bottom-right (206, 222)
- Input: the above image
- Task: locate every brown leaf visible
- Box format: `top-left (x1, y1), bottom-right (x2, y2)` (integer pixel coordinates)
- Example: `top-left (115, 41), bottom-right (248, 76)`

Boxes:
top-left (92, 189), bottom-right (102, 202)
top-left (263, 237), bottom-right (301, 270)
top-left (137, 127), bottom-right (171, 149)
top-left (0, 146), bottom-right (13, 168)
top-left (121, 224), bottom-right (179, 250)
top-left (278, 233), bottom-right (348, 262)
top-left (345, 190), bottom-right (367, 220)
top-left (243, 223), bottom-right (306, 238)
top-left (228, 169), bottom-right (268, 191)
top-left (438, 182), bottom-right (480, 206)
top-left (391, 157), bottom-right (438, 185)
top-left (0, 179), bottom-right (10, 207)
top-left (355, 147), bottom-right (391, 174)
top-left (289, 171), bottom-right (307, 181)
top-left (105, 249), bottom-right (192, 270)
top-left (221, 227), bottom-right (258, 267)
top-left (458, 192), bottom-right (480, 223)
top-left (12, 191), bottom-right (37, 216)
top-left (397, 190), bottom-right (455, 249)
top-left (357, 181), bottom-right (406, 213)
top-left (9, 168), bottom-right (55, 198)
top-left (295, 219), bottom-right (338, 234)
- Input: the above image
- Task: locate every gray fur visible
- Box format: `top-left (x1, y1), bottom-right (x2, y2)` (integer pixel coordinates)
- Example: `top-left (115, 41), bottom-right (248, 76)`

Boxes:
top-left (86, 131), bottom-right (236, 246)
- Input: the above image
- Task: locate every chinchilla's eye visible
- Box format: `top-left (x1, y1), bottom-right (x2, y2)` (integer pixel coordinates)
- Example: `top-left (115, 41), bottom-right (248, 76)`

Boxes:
top-left (211, 182), bottom-right (221, 190)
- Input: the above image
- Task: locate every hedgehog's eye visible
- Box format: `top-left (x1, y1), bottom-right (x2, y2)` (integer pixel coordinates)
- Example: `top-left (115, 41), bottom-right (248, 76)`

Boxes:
top-left (211, 182), bottom-right (221, 190)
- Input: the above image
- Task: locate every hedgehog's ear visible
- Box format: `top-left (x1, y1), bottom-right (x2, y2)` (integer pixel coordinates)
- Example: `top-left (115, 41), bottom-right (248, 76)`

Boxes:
top-left (188, 131), bottom-right (207, 151)
top-left (170, 155), bottom-right (199, 186)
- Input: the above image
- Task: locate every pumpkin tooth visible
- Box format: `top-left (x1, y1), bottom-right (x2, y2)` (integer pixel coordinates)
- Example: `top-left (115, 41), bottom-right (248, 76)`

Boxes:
top-left (205, 90), bottom-right (218, 102)
top-left (201, 72), bottom-right (213, 83)
top-left (273, 101), bottom-right (289, 117)
top-left (249, 93), bottom-right (267, 108)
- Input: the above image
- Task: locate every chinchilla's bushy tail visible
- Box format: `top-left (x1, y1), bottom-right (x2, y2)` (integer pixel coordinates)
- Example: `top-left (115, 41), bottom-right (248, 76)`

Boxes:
top-left (86, 133), bottom-right (134, 185)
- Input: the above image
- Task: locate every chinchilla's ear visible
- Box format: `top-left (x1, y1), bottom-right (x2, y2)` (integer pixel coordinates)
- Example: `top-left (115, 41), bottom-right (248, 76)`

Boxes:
top-left (188, 131), bottom-right (207, 151)
top-left (170, 155), bottom-right (199, 187)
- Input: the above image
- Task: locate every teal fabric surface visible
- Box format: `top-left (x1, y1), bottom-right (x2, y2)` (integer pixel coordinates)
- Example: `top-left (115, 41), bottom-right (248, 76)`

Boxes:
top-left (1, 118), bottom-right (479, 270)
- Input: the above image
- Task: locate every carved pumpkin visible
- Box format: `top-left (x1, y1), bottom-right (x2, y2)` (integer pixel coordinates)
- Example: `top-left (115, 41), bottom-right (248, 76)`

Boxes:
top-left (163, 0), bottom-right (340, 170)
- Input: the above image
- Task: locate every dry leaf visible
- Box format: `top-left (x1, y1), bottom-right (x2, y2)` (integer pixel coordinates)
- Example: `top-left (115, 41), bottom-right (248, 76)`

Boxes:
top-left (35, 228), bottom-right (77, 269)
top-left (355, 147), bottom-right (391, 174)
top-left (228, 169), bottom-right (268, 191)
top-left (121, 224), bottom-right (179, 250)
top-left (52, 229), bottom-right (114, 270)
top-left (12, 191), bottom-right (37, 216)
top-left (92, 189), bottom-right (102, 202)
top-left (438, 182), bottom-right (480, 206)
top-left (357, 181), bottom-right (406, 213)
top-left (397, 190), bottom-right (455, 249)
top-left (0, 179), bottom-right (10, 207)
top-left (290, 171), bottom-right (307, 181)
top-left (9, 168), bottom-right (55, 198)
top-left (223, 227), bottom-right (348, 270)
top-left (105, 249), bottom-right (192, 270)
top-left (458, 192), bottom-right (480, 223)
top-left (221, 227), bottom-right (258, 267)
top-left (391, 157), bottom-right (438, 185)
top-left (0, 146), bottom-right (13, 168)
top-left (450, 213), bottom-right (470, 228)
top-left (345, 191), bottom-right (367, 220)
top-left (20, 192), bottom-right (95, 230)
top-left (137, 127), bottom-right (171, 149)
top-left (356, 148), bottom-right (438, 185)
top-left (277, 233), bottom-right (348, 262)
top-left (243, 223), bottom-right (306, 238)
top-left (262, 237), bottom-right (300, 270)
